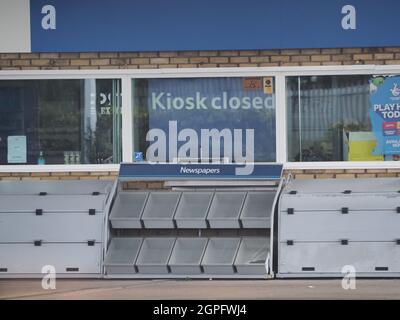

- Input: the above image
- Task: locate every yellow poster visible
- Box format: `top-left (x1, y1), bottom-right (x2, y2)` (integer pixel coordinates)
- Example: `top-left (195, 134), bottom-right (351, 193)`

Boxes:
top-left (348, 132), bottom-right (384, 161)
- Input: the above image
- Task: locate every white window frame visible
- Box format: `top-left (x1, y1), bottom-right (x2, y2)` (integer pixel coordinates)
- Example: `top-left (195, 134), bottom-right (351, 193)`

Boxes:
top-left (0, 64), bottom-right (400, 172)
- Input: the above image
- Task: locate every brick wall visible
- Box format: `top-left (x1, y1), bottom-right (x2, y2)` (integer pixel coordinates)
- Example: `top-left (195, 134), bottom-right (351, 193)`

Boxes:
top-left (1, 47), bottom-right (400, 180)
top-left (0, 171), bottom-right (118, 181)
top-left (284, 169), bottom-right (400, 180)
top-left (1, 47), bottom-right (400, 70)
top-left (0, 169), bottom-right (398, 182)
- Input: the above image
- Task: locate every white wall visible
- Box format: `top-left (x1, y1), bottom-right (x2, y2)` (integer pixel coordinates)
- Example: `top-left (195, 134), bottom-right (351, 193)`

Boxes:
top-left (0, 0), bottom-right (30, 53)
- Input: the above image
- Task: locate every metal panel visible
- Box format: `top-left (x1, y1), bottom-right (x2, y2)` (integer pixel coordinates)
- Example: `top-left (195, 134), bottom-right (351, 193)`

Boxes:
top-left (141, 192), bottom-right (181, 228)
top-left (201, 238), bottom-right (241, 274)
top-left (280, 211), bottom-right (400, 242)
top-left (135, 238), bottom-right (176, 274)
top-left (278, 242), bottom-right (400, 275)
top-left (207, 192), bottom-right (246, 228)
top-left (240, 192), bottom-right (274, 228)
top-left (0, 180), bottom-right (113, 195)
top-left (0, 212), bottom-right (104, 242)
top-left (0, 194), bottom-right (107, 212)
top-left (174, 192), bottom-right (213, 228)
top-left (283, 178), bottom-right (400, 195)
top-left (104, 238), bottom-right (142, 275)
top-left (234, 237), bottom-right (269, 275)
top-left (109, 192), bottom-right (148, 228)
top-left (280, 193), bottom-right (400, 212)
top-left (168, 238), bottom-right (208, 275)
top-left (0, 243), bottom-right (102, 274)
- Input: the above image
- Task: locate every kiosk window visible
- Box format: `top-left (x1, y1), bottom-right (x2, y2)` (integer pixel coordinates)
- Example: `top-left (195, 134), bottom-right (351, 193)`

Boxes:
top-left (0, 79), bottom-right (121, 165)
top-left (132, 77), bottom-right (276, 163)
top-left (286, 75), bottom-right (398, 162)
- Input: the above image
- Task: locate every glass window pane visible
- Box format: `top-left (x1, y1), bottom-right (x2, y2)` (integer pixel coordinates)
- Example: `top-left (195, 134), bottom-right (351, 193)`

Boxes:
top-left (0, 79), bottom-right (121, 165)
top-left (132, 77), bottom-right (276, 163)
top-left (286, 75), bottom-right (392, 162)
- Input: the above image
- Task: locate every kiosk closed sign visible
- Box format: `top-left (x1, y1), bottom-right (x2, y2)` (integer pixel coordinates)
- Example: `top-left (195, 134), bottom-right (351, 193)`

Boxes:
top-left (143, 77), bottom-right (276, 163)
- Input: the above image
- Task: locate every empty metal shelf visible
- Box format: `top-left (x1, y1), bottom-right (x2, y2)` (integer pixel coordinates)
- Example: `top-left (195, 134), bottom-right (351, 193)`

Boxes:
top-left (280, 193), bottom-right (400, 212)
top-left (207, 192), bottom-right (246, 228)
top-left (0, 180), bottom-right (113, 195)
top-left (109, 192), bottom-right (148, 228)
top-left (174, 192), bottom-right (213, 228)
top-left (0, 212), bottom-right (104, 243)
top-left (141, 192), bottom-right (181, 228)
top-left (168, 238), bottom-right (208, 274)
top-left (240, 192), bottom-right (274, 228)
top-left (0, 179), bottom-right (114, 278)
top-left (0, 242), bottom-right (102, 275)
top-left (135, 238), bottom-right (176, 274)
top-left (0, 194), bottom-right (107, 213)
top-left (234, 237), bottom-right (269, 275)
top-left (201, 238), bottom-right (241, 274)
top-left (104, 238), bottom-right (143, 275)
top-left (283, 178), bottom-right (400, 195)
top-left (278, 241), bottom-right (400, 275)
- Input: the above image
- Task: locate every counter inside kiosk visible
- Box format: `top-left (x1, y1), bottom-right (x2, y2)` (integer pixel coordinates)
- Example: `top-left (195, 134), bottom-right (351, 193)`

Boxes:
top-left (104, 163), bottom-right (284, 279)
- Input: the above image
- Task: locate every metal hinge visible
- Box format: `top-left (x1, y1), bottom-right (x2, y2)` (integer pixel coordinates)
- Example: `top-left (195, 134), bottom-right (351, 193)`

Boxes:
top-left (34, 240), bottom-right (42, 246)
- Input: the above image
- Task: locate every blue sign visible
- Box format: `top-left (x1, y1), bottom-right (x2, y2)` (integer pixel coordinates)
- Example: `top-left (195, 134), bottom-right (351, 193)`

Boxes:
top-left (134, 152), bottom-right (144, 162)
top-left (369, 76), bottom-right (400, 156)
top-left (30, 0), bottom-right (400, 52)
top-left (146, 77), bottom-right (275, 162)
top-left (119, 163), bottom-right (283, 180)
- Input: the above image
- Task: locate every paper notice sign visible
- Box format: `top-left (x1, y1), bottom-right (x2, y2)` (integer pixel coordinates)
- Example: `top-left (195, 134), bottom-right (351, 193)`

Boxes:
top-left (242, 77), bottom-right (262, 90)
top-left (7, 135), bottom-right (27, 163)
top-left (263, 77), bottom-right (274, 94)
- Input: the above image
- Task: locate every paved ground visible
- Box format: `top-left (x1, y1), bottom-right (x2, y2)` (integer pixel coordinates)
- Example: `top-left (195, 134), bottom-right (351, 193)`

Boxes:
top-left (0, 279), bottom-right (400, 299)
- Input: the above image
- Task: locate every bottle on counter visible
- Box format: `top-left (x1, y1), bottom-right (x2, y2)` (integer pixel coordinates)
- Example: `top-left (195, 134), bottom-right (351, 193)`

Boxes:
top-left (38, 151), bottom-right (45, 165)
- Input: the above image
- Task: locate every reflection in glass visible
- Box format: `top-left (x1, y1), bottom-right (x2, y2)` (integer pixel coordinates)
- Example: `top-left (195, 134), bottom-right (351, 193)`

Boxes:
top-left (0, 79), bottom-right (121, 165)
top-left (286, 75), bottom-right (372, 162)
top-left (132, 77), bottom-right (276, 163)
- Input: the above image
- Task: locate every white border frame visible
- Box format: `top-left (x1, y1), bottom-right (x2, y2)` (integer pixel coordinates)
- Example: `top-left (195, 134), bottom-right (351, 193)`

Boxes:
top-left (1, 64), bottom-right (400, 172)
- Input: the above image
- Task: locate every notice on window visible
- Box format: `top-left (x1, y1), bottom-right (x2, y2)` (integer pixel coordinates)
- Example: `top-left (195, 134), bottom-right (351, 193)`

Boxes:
top-left (263, 77), bottom-right (274, 94)
top-left (7, 135), bottom-right (27, 163)
top-left (369, 76), bottom-right (400, 156)
top-left (242, 77), bottom-right (262, 90)
top-left (348, 132), bottom-right (384, 161)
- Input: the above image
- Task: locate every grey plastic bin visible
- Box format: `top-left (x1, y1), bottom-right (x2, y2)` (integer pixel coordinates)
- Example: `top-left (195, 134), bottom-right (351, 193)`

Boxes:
top-left (174, 192), bottom-right (213, 228)
top-left (201, 238), bottom-right (241, 274)
top-left (141, 192), bottom-right (181, 228)
top-left (207, 192), bottom-right (246, 228)
top-left (240, 192), bottom-right (274, 228)
top-left (234, 237), bottom-right (269, 275)
top-left (168, 238), bottom-right (208, 274)
top-left (104, 238), bottom-right (143, 275)
top-left (109, 192), bottom-right (148, 228)
top-left (135, 238), bottom-right (176, 274)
